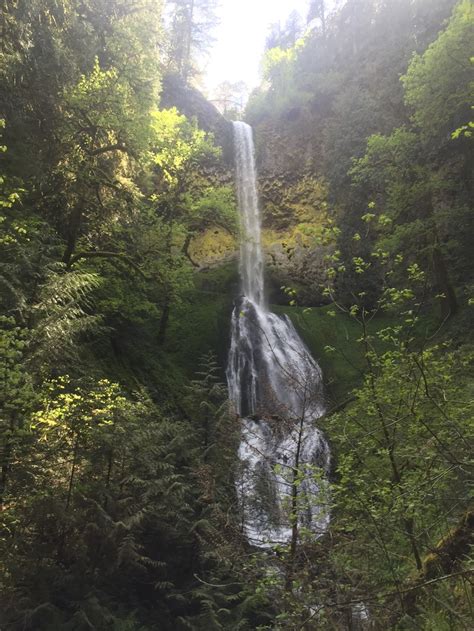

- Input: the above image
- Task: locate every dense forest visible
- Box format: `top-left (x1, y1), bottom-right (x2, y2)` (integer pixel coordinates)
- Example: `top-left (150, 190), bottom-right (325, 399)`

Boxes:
top-left (0, 0), bottom-right (473, 629)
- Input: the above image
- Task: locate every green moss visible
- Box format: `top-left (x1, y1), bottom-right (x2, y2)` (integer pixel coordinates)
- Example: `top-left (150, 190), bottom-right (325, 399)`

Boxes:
top-left (189, 226), bottom-right (237, 265)
top-left (261, 175), bottom-right (329, 232)
top-left (163, 261), bottom-right (238, 379)
top-left (273, 304), bottom-right (441, 405)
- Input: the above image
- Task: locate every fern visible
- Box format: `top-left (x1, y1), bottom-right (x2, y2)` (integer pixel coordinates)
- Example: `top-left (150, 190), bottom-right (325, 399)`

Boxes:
top-left (29, 266), bottom-right (102, 364)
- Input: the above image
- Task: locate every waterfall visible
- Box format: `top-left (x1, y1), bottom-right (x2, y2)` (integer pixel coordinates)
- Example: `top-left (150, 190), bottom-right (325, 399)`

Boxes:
top-left (234, 121), bottom-right (265, 307)
top-left (227, 122), bottom-right (330, 547)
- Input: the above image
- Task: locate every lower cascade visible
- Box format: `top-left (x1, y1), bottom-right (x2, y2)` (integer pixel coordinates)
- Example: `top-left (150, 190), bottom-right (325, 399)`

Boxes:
top-left (227, 122), bottom-right (330, 547)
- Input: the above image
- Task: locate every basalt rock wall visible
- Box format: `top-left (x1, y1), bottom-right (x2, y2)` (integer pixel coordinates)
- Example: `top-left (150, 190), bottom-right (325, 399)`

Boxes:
top-left (252, 110), bottom-right (332, 306)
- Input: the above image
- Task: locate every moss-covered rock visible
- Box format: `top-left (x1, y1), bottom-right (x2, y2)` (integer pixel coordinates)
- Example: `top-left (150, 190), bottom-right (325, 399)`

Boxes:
top-left (164, 261), bottom-right (239, 379)
top-left (260, 174), bottom-right (329, 230)
top-left (189, 225), bottom-right (237, 267)
top-left (257, 176), bottom-right (333, 305)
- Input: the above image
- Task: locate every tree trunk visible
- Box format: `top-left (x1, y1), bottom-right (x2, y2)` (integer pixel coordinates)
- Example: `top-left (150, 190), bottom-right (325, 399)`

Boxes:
top-left (402, 509), bottom-right (474, 616)
top-left (157, 295), bottom-right (171, 346)
top-left (182, 233), bottom-right (199, 267)
top-left (66, 436), bottom-right (79, 510)
top-left (320, 1), bottom-right (326, 37)
top-left (286, 414), bottom-right (305, 590)
top-left (183, 0), bottom-right (195, 82)
top-left (362, 314), bottom-right (423, 572)
top-left (0, 443), bottom-right (12, 508)
top-left (432, 245), bottom-right (457, 319)
top-left (0, 416), bottom-right (16, 508)
top-left (63, 203), bottom-right (84, 266)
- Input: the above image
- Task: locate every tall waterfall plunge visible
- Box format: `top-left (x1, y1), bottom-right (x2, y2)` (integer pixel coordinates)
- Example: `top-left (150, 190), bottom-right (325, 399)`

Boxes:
top-left (227, 122), bottom-right (330, 547)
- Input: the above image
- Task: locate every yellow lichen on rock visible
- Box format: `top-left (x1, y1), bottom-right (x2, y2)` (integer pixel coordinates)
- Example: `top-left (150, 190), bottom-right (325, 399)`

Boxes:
top-left (189, 226), bottom-right (237, 267)
top-left (260, 174), bottom-right (329, 231)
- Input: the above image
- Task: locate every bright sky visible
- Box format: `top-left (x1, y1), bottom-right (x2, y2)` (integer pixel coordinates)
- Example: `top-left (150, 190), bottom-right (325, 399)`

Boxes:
top-left (204, 0), bottom-right (310, 97)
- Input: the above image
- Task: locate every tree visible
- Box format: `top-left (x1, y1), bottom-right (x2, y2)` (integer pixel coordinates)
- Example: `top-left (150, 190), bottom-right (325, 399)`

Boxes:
top-left (144, 107), bottom-right (225, 344)
top-left (212, 80), bottom-right (248, 117)
top-left (250, 248), bottom-right (473, 628)
top-left (166, 0), bottom-right (220, 82)
top-left (59, 58), bottom-right (152, 266)
top-left (1, 0), bottom-right (162, 181)
top-left (350, 129), bottom-right (460, 318)
top-left (308, 0), bottom-right (327, 36)
top-left (283, 10), bottom-right (304, 48)
top-left (0, 318), bottom-right (33, 508)
top-left (320, 264), bottom-right (473, 626)
top-left (265, 21), bottom-right (284, 51)
top-left (265, 11), bottom-right (304, 51)
top-left (345, 2), bottom-right (474, 318)
top-left (402, 0), bottom-right (473, 145)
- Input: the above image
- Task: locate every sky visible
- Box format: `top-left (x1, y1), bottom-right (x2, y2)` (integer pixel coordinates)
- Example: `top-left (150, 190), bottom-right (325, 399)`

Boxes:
top-left (203, 0), bottom-right (310, 98)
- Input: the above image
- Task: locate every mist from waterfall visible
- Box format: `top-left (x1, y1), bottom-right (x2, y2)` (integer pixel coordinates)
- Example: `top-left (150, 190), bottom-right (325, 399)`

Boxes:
top-left (227, 121), bottom-right (330, 547)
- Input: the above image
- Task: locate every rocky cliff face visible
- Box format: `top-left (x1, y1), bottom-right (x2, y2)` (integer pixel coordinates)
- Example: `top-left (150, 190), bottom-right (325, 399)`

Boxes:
top-left (161, 74), bottom-right (234, 165)
top-left (253, 112), bottom-right (331, 306)
top-left (160, 77), bottom-right (331, 304)
top-left (254, 108), bottom-right (320, 182)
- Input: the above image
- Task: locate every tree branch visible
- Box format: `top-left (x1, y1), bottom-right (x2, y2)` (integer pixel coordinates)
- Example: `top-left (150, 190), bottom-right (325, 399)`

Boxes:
top-left (299, 570), bottom-right (474, 629)
top-left (68, 251), bottom-right (148, 279)
top-left (88, 143), bottom-right (128, 157)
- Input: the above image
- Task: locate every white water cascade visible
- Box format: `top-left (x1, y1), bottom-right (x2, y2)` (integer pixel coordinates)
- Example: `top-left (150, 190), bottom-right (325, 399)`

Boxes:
top-left (227, 122), bottom-right (330, 547)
